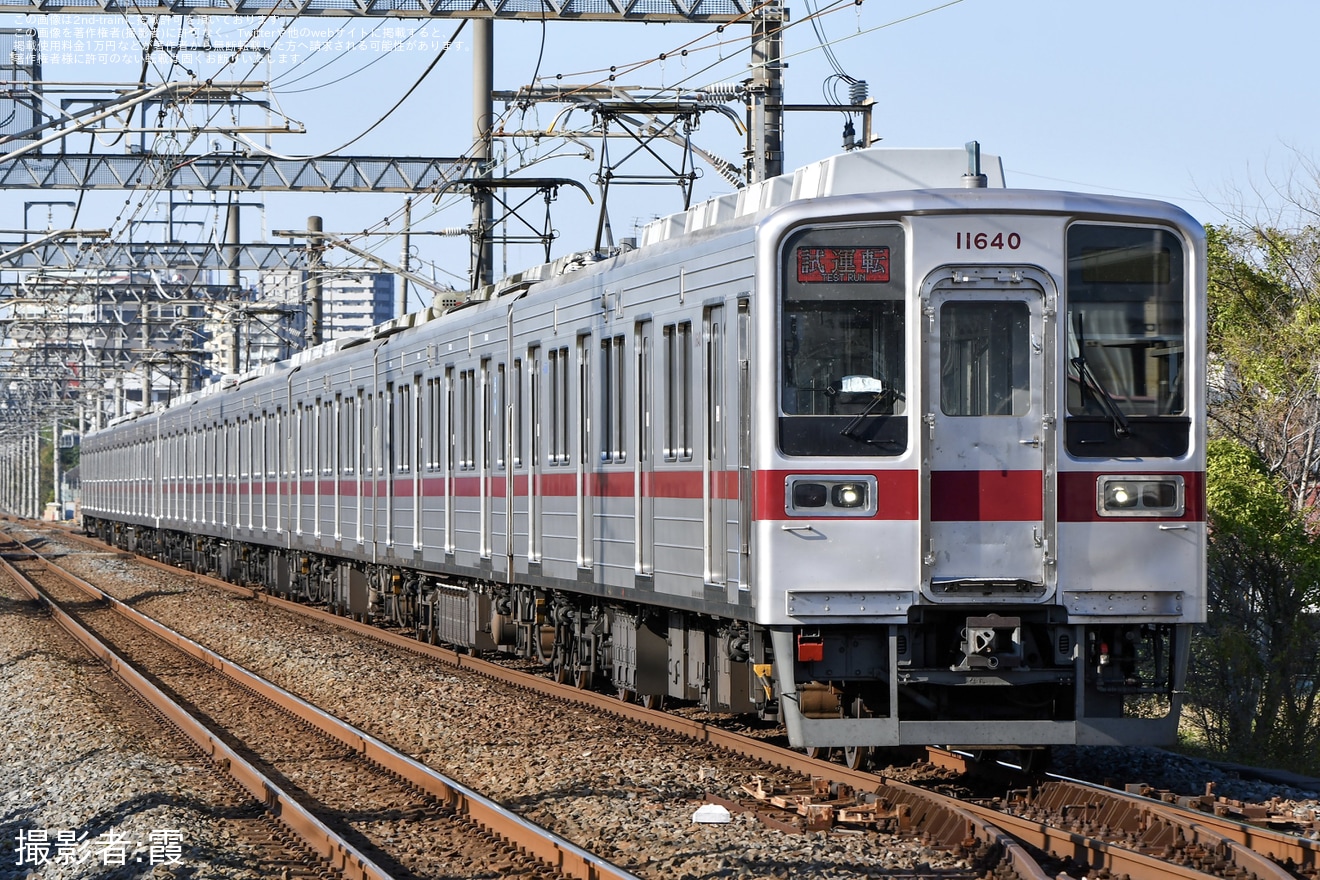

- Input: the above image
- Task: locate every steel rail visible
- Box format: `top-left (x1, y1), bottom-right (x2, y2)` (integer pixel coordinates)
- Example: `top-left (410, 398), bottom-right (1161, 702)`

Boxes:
top-left (0, 551), bottom-right (392, 880)
top-left (9, 542), bottom-right (642, 880)
top-left (1031, 777), bottom-right (1319, 878)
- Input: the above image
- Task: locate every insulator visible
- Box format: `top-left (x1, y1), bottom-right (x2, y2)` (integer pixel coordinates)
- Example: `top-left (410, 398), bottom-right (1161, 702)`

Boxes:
top-left (700, 82), bottom-right (743, 99)
top-left (438, 227), bottom-right (471, 237)
top-left (848, 79), bottom-right (869, 106)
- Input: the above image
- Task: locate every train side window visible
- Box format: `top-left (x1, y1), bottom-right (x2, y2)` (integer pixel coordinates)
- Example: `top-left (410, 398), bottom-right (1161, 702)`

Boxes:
top-left (1065, 223), bottom-right (1188, 457)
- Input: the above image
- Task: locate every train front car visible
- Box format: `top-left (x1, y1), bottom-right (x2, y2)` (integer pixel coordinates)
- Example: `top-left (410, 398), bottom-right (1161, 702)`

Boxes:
top-left (757, 186), bottom-right (1206, 755)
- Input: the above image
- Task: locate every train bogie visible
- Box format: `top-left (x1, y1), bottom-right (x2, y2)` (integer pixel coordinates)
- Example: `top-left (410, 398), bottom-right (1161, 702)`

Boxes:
top-left (81, 146), bottom-right (1205, 753)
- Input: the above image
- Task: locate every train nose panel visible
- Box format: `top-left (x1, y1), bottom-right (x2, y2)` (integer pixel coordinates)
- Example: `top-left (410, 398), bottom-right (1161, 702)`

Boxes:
top-left (919, 267), bottom-right (1057, 602)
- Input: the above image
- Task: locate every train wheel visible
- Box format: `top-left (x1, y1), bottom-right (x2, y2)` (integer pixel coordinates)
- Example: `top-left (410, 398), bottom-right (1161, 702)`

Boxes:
top-left (805, 746), bottom-right (826, 760)
top-left (616, 687), bottom-right (635, 703)
top-left (551, 650), bottom-right (570, 684)
top-left (533, 625), bottom-right (555, 666)
top-left (1017, 747), bottom-right (1052, 774)
top-left (841, 698), bottom-right (870, 770)
top-left (640, 693), bottom-right (665, 711)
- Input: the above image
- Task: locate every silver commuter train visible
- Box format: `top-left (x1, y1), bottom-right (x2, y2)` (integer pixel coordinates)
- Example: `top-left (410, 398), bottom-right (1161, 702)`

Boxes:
top-left (81, 147), bottom-right (1207, 762)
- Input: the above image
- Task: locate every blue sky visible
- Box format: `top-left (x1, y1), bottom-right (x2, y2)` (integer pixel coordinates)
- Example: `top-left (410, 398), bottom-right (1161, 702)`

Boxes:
top-left (6, 0), bottom-right (1318, 299)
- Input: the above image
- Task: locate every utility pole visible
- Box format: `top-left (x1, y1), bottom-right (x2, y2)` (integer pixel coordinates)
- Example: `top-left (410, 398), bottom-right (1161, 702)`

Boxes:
top-left (400, 197), bottom-right (412, 317)
top-left (472, 20), bottom-right (494, 290)
top-left (225, 203), bottom-right (242, 373)
top-left (307, 215), bottom-right (324, 347)
top-left (51, 416), bottom-right (60, 519)
top-left (746, 3), bottom-right (786, 183)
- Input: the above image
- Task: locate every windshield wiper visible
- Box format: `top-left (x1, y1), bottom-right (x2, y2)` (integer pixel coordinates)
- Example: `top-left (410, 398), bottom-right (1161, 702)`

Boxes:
top-left (833, 378), bottom-right (902, 447)
top-left (1072, 312), bottom-right (1130, 439)
top-left (840, 394), bottom-right (900, 447)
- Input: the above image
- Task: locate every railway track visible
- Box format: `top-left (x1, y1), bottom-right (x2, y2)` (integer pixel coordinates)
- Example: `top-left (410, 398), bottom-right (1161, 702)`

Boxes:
top-left (0, 554), bottom-right (335, 879)
top-left (0, 533), bottom-right (637, 880)
top-left (13, 519), bottom-right (1320, 880)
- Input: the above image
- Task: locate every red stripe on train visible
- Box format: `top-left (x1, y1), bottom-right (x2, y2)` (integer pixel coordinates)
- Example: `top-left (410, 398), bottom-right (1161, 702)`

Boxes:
top-left (931, 470), bottom-right (1043, 522)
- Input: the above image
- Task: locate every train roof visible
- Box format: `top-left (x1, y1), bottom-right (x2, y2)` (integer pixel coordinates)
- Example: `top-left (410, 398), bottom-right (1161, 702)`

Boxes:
top-left (639, 146), bottom-right (1006, 248)
top-left (99, 146), bottom-right (1018, 427)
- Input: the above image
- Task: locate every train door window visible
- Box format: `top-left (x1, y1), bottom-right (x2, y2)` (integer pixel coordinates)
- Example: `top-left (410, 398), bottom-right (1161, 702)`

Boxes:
top-left (397, 382), bottom-right (412, 473)
top-left (383, 383), bottom-right (395, 476)
top-left (425, 377), bottom-right (439, 470)
top-left (548, 346), bottom-right (570, 465)
top-left (301, 403), bottom-right (314, 477)
top-left (778, 223), bottom-right (907, 456)
top-left (939, 301), bottom-right (1031, 416)
top-left (322, 398), bottom-right (334, 476)
top-left (1065, 223), bottom-right (1188, 457)
top-left (459, 369), bottom-right (476, 470)
top-left (494, 362), bottom-right (506, 470)
top-left (600, 335), bottom-right (626, 463)
top-left (512, 358), bottom-right (524, 468)
top-left (339, 395), bottom-right (353, 475)
top-left (663, 322), bottom-right (693, 461)
top-left (706, 310), bottom-right (724, 459)
top-left (481, 359), bottom-right (493, 472)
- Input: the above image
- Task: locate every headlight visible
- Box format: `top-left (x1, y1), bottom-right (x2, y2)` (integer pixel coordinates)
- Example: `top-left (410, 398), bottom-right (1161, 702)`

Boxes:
top-left (1097, 475), bottom-right (1184, 517)
top-left (786, 475), bottom-right (877, 517)
top-left (831, 483), bottom-right (867, 508)
top-left (792, 482), bottom-right (828, 508)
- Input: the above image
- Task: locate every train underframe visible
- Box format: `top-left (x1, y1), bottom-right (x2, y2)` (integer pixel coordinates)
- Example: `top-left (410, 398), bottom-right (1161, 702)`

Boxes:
top-left (89, 519), bottom-right (1189, 762)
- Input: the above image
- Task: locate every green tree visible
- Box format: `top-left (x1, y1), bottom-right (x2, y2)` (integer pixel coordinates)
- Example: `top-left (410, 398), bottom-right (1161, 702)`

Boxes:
top-left (1195, 220), bottom-right (1320, 771)
top-left (1190, 439), bottom-right (1320, 767)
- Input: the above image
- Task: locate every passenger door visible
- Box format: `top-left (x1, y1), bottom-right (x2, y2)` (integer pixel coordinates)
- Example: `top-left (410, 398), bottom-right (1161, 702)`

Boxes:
top-left (920, 267), bottom-right (1056, 600)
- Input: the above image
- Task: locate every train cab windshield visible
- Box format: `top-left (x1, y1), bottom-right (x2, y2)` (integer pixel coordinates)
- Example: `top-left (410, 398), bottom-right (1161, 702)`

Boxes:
top-left (778, 224), bottom-right (907, 456)
top-left (1065, 224), bottom-right (1188, 457)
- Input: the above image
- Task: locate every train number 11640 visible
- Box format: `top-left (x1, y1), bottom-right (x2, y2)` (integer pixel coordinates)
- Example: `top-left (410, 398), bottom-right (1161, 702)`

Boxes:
top-left (956, 231), bottom-right (1021, 250)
